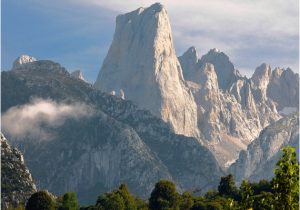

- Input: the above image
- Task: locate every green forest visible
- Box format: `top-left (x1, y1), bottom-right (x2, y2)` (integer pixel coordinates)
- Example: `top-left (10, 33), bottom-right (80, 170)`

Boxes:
top-left (10, 146), bottom-right (299, 210)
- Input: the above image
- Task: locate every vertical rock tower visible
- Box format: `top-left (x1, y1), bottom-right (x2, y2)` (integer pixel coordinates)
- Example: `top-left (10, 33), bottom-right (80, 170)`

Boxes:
top-left (94, 3), bottom-right (199, 137)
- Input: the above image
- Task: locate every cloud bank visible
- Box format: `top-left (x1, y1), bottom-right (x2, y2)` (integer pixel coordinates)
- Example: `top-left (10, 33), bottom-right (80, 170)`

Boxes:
top-left (1, 98), bottom-right (94, 140)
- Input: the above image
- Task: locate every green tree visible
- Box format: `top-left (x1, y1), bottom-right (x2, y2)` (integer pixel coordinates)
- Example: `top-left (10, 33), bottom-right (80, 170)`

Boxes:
top-left (25, 191), bottom-right (54, 210)
top-left (272, 146), bottom-right (299, 210)
top-left (179, 192), bottom-right (194, 210)
top-left (97, 192), bottom-right (125, 210)
top-left (117, 184), bottom-right (137, 210)
top-left (96, 184), bottom-right (137, 210)
top-left (239, 180), bottom-right (253, 209)
top-left (251, 179), bottom-right (273, 195)
top-left (149, 180), bottom-right (179, 210)
top-left (218, 174), bottom-right (238, 198)
top-left (58, 192), bottom-right (78, 210)
top-left (135, 197), bottom-right (148, 210)
top-left (252, 191), bottom-right (274, 210)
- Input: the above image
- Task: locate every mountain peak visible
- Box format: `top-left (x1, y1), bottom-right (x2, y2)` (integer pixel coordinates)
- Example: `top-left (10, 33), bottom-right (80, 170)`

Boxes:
top-left (252, 63), bottom-right (271, 84)
top-left (199, 49), bottom-right (238, 90)
top-left (148, 2), bottom-right (164, 11)
top-left (178, 47), bottom-right (200, 82)
top-left (272, 67), bottom-right (283, 79)
top-left (12, 55), bottom-right (37, 70)
top-left (184, 46), bottom-right (198, 60)
top-left (94, 3), bottom-right (199, 137)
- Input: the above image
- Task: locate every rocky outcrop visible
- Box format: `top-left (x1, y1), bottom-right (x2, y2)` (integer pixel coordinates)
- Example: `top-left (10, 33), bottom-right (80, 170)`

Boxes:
top-left (179, 47), bottom-right (281, 166)
top-left (2, 58), bottom-right (222, 204)
top-left (198, 48), bottom-right (241, 90)
top-left (71, 70), bottom-right (85, 81)
top-left (12, 55), bottom-right (37, 70)
top-left (191, 64), bottom-right (262, 166)
top-left (1, 133), bottom-right (36, 209)
top-left (94, 3), bottom-right (199, 137)
top-left (267, 67), bottom-right (299, 111)
top-left (251, 63), bottom-right (272, 101)
top-left (229, 113), bottom-right (299, 182)
top-left (178, 46), bottom-right (201, 82)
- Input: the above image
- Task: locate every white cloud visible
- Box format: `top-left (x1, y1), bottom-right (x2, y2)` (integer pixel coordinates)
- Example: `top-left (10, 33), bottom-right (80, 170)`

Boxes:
top-left (17, 0), bottom-right (299, 75)
top-left (1, 98), bottom-right (95, 140)
top-left (72, 0), bottom-right (298, 73)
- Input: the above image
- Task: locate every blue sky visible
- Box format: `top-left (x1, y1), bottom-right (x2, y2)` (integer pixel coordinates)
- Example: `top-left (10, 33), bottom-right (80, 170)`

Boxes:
top-left (2, 0), bottom-right (299, 83)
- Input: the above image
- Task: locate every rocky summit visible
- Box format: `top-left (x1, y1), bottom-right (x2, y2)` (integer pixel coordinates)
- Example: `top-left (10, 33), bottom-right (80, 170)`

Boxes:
top-left (94, 3), bottom-right (199, 138)
top-left (1, 134), bottom-right (37, 209)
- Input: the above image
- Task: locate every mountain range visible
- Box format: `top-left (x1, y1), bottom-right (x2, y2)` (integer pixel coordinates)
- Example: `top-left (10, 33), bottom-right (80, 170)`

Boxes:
top-left (1, 2), bottom-right (299, 206)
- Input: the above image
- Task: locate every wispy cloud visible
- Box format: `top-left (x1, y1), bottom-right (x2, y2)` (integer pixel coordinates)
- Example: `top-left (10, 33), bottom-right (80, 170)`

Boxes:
top-left (1, 98), bottom-right (94, 140)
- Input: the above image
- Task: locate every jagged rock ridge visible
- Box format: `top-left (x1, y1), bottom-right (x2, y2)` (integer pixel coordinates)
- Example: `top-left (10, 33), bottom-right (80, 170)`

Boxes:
top-left (1, 133), bottom-right (37, 210)
top-left (179, 47), bottom-right (282, 166)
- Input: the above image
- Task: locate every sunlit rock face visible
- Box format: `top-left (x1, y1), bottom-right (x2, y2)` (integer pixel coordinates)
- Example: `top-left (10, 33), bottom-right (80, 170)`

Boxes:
top-left (94, 3), bottom-right (199, 137)
top-left (12, 55), bottom-right (37, 70)
top-left (71, 70), bottom-right (85, 81)
top-left (229, 113), bottom-right (299, 182)
top-left (179, 47), bottom-right (281, 167)
top-left (267, 67), bottom-right (299, 111)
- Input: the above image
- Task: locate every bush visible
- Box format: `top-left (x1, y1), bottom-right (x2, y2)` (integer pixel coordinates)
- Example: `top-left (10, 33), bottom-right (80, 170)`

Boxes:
top-left (25, 191), bottom-right (54, 210)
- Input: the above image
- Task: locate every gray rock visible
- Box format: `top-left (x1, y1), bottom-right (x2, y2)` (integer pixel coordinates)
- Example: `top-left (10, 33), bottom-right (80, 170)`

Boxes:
top-left (229, 113), bottom-right (299, 182)
top-left (71, 70), bottom-right (85, 81)
top-left (198, 48), bottom-right (241, 90)
top-left (1, 133), bottom-right (36, 209)
top-left (94, 3), bottom-right (199, 137)
top-left (267, 67), bottom-right (299, 111)
top-left (12, 55), bottom-right (37, 70)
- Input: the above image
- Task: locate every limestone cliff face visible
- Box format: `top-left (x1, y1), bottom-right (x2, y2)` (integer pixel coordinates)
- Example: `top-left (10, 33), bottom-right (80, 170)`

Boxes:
top-left (1, 134), bottom-right (36, 210)
top-left (198, 48), bottom-right (241, 90)
top-left (267, 67), bottom-right (299, 111)
top-left (191, 64), bottom-right (261, 166)
top-left (179, 47), bottom-right (281, 166)
top-left (251, 63), bottom-right (272, 101)
top-left (229, 113), bottom-right (299, 182)
top-left (94, 3), bottom-right (199, 137)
